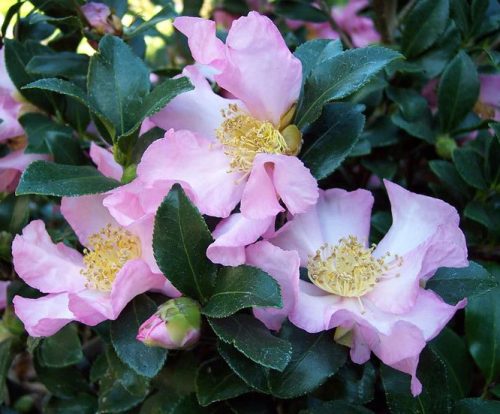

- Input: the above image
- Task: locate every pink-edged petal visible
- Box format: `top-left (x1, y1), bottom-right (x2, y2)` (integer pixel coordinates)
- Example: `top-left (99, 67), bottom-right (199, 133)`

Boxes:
top-left (61, 194), bottom-right (118, 246)
top-left (0, 281), bottom-right (10, 310)
top-left (151, 66), bottom-right (242, 139)
top-left (270, 188), bottom-right (373, 266)
top-left (12, 220), bottom-right (86, 293)
top-left (13, 293), bottom-right (76, 337)
top-left (137, 129), bottom-right (244, 218)
top-left (89, 143), bottom-right (122, 180)
top-left (69, 259), bottom-right (164, 324)
top-left (174, 17), bottom-right (225, 67)
top-left (207, 213), bottom-right (274, 266)
top-left (216, 12), bottom-right (302, 124)
top-left (246, 241), bottom-right (300, 331)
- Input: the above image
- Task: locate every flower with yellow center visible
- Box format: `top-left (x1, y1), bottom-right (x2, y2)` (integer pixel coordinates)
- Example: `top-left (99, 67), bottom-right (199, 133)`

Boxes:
top-left (216, 104), bottom-right (303, 173)
top-left (307, 235), bottom-right (402, 312)
top-left (81, 224), bottom-right (141, 292)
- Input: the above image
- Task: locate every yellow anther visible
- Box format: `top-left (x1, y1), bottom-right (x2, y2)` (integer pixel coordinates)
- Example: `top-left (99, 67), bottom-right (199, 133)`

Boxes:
top-left (216, 104), bottom-right (302, 173)
top-left (81, 224), bottom-right (141, 292)
top-left (307, 236), bottom-right (402, 300)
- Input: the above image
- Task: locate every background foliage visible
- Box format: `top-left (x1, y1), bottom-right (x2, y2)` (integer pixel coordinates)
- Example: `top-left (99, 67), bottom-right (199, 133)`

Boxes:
top-left (0, 0), bottom-right (499, 413)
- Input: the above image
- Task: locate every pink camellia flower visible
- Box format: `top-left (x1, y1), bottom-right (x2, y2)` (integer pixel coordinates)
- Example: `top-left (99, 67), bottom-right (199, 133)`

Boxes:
top-left (0, 281), bottom-right (10, 310)
top-left (288, 0), bottom-right (380, 47)
top-left (12, 150), bottom-right (178, 337)
top-left (104, 13), bottom-right (318, 256)
top-left (254, 180), bottom-right (468, 396)
top-left (81, 2), bottom-right (120, 35)
top-left (137, 297), bottom-right (201, 350)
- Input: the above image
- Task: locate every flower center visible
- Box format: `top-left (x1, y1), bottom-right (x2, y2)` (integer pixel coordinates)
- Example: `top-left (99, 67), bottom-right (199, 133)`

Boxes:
top-left (81, 224), bottom-right (141, 292)
top-left (216, 104), bottom-right (302, 173)
top-left (307, 235), bottom-right (398, 299)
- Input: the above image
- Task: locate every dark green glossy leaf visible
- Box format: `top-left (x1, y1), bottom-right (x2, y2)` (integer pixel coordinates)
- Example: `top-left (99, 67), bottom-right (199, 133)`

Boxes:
top-left (35, 359), bottom-right (90, 399)
top-left (20, 113), bottom-right (73, 154)
top-left (275, 1), bottom-right (328, 23)
top-left (0, 193), bottom-right (30, 234)
top-left (39, 324), bottom-right (83, 368)
top-left (427, 261), bottom-right (496, 304)
top-left (438, 51), bottom-right (480, 132)
top-left (452, 148), bottom-right (488, 189)
top-left (465, 263), bottom-right (500, 383)
top-left (16, 161), bottom-right (120, 196)
top-left (464, 200), bottom-right (500, 235)
top-left (296, 47), bottom-right (402, 128)
top-left (111, 295), bottom-right (167, 378)
top-left (301, 103), bottom-right (365, 180)
top-left (429, 160), bottom-right (472, 201)
top-left (302, 400), bottom-right (374, 414)
top-left (209, 314), bottom-right (292, 371)
top-left (294, 39), bottom-right (343, 79)
top-left (402, 0), bottom-right (450, 58)
top-left (126, 4), bottom-right (177, 38)
top-left (203, 265), bottom-right (282, 318)
top-left (26, 52), bottom-right (89, 78)
top-left (153, 184), bottom-right (216, 303)
top-left (45, 394), bottom-right (97, 414)
top-left (381, 346), bottom-right (452, 414)
top-left (195, 358), bottom-right (252, 406)
top-left (454, 398), bottom-right (500, 414)
top-left (267, 324), bottom-right (347, 398)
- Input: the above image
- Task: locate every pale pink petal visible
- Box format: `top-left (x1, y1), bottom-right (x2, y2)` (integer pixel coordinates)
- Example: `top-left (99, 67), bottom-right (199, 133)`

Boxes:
top-left (246, 241), bottom-right (300, 331)
top-left (0, 149), bottom-right (49, 192)
top-left (174, 17), bottom-right (225, 67)
top-left (139, 117), bottom-right (156, 135)
top-left (60, 194), bottom-right (118, 246)
top-left (333, 0), bottom-right (380, 48)
top-left (479, 74), bottom-right (500, 109)
top-left (150, 66), bottom-right (242, 139)
top-left (270, 188), bottom-right (373, 266)
top-left (216, 12), bottom-right (302, 124)
top-left (0, 281), bottom-right (10, 310)
top-left (89, 143), bottom-right (122, 181)
top-left (12, 220), bottom-right (86, 294)
top-left (69, 259), bottom-right (164, 324)
top-left (207, 213), bottom-right (275, 266)
top-left (0, 169), bottom-right (19, 193)
top-left (137, 129), bottom-right (244, 218)
top-left (126, 214), bottom-right (161, 274)
top-left (13, 293), bottom-right (76, 337)
top-left (0, 94), bottom-right (23, 142)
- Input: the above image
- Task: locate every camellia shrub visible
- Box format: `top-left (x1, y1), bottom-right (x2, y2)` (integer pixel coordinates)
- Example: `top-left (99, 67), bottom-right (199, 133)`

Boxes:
top-left (0, 0), bottom-right (499, 412)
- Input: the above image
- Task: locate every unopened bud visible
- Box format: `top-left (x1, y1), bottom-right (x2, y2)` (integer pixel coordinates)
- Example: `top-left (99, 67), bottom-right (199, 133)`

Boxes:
top-left (435, 135), bottom-right (457, 159)
top-left (137, 298), bottom-right (201, 350)
top-left (81, 2), bottom-right (123, 36)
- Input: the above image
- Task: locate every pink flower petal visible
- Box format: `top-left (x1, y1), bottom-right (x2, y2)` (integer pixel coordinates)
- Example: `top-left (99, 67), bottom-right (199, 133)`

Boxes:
top-left (270, 188), bottom-right (373, 266)
top-left (0, 281), bottom-right (10, 310)
top-left (12, 220), bottom-right (86, 294)
top-left (0, 149), bottom-right (49, 192)
top-left (216, 12), bottom-right (302, 124)
top-left (479, 74), bottom-right (500, 109)
top-left (151, 66), bottom-right (242, 138)
top-left (207, 213), bottom-right (275, 266)
top-left (13, 293), bottom-right (76, 337)
top-left (0, 94), bottom-right (23, 142)
top-left (137, 129), bottom-right (244, 218)
top-left (60, 194), bottom-right (118, 247)
top-left (246, 241), bottom-right (300, 331)
top-left (174, 17), bottom-right (225, 67)
top-left (89, 143), bottom-right (122, 180)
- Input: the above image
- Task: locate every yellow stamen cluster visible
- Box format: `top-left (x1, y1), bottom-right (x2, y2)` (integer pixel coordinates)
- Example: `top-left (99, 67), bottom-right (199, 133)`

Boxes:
top-left (216, 104), bottom-right (301, 173)
top-left (81, 224), bottom-right (141, 292)
top-left (307, 236), bottom-right (393, 299)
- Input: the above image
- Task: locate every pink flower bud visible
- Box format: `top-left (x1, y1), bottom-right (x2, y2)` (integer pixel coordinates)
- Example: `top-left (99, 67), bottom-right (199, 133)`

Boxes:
top-left (136, 298), bottom-right (201, 350)
top-left (81, 2), bottom-right (121, 35)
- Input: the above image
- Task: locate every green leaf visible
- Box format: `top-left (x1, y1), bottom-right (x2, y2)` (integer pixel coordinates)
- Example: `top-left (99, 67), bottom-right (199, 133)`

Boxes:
top-left (35, 359), bottom-right (91, 399)
top-left (438, 51), bottom-right (480, 132)
top-left (39, 324), bottom-right (83, 368)
top-left (195, 358), bottom-right (252, 406)
top-left (88, 35), bottom-right (150, 137)
top-left (45, 394), bottom-right (97, 414)
top-left (429, 328), bottom-right (472, 399)
top-left (454, 399), bottom-right (500, 414)
top-left (429, 160), bottom-right (472, 201)
top-left (0, 338), bottom-right (14, 404)
top-left (126, 4), bottom-right (177, 38)
top-left (111, 295), bottom-right (167, 378)
top-left (0, 193), bottom-right (30, 234)
top-left (203, 265), bottom-right (282, 318)
top-left (98, 349), bottom-right (150, 413)
top-left (302, 400), bottom-right (374, 414)
top-left (464, 201), bottom-right (500, 235)
top-left (16, 161), bottom-right (120, 196)
top-left (267, 324), bottom-right (347, 398)
top-left (381, 347), bottom-right (452, 414)
top-left (275, 1), bottom-right (328, 23)
top-left (153, 184), bottom-right (216, 303)
top-left (402, 0), bottom-right (450, 58)
top-left (26, 52), bottom-right (89, 78)
top-left (209, 314), bottom-right (292, 371)
top-left (465, 263), bottom-right (500, 383)
top-left (296, 47), bottom-right (402, 128)
top-left (301, 103), bottom-right (365, 180)
top-left (20, 113), bottom-right (72, 154)
top-left (427, 261), bottom-right (496, 304)
top-left (294, 39), bottom-right (343, 80)
top-left (452, 148), bottom-right (488, 190)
